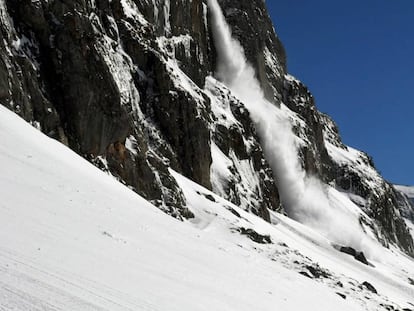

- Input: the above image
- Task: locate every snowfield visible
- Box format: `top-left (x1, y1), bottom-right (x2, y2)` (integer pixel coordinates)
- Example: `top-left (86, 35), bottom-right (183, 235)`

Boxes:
top-left (1, 101), bottom-right (414, 310)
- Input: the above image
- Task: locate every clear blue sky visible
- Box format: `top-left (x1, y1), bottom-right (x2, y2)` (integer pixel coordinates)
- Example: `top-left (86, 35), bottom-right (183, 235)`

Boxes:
top-left (267, 1), bottom-right (414, 185)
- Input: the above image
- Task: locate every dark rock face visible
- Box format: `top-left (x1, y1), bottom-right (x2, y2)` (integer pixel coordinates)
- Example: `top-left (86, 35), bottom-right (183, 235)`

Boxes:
top-left (0, 0), bottom-right (412, 255)
top-left (305, 265), bottom-right (331, 279)
top-left (361, 281), bottom-right (378, 294)
top-left (339, 246), bottom-right (369, 266)
top-left (238, 227), bottom-right (272, 244)
top-left (299, 264), bottom-right (331, 279)
top-left (394, 186), bottom-right (414, 223)
top-left (282, 77), bottom-right (334, 181)
top-left (369, 185), bottom-right (414, 254)
top-left (0, 1), bottom-right (64, 141)
top-left (336, 292), bottom-right (347, 300)
top-left (217, 0), bottom-right (286, 103)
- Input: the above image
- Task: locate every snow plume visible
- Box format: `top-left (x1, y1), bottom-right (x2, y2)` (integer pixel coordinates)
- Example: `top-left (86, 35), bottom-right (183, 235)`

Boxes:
top-left (207, 0), bottom-right (378, 257)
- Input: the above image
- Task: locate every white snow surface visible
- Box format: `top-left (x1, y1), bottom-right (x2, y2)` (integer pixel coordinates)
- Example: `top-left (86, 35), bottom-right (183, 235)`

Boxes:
top-left (1, 101), bottom-right (414, 310)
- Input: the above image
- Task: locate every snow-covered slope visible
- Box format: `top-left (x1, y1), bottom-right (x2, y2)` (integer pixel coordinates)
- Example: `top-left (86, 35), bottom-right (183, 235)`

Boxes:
top-left (2, 94), bottom-right (414, 310)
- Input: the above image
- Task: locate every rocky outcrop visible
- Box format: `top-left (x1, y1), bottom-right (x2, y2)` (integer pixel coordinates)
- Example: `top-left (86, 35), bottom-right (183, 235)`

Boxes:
top-left (207, 77), bottom-right (281, 220)
top-left (394, 185), bottom-right (414, 223)
top-left (216, 0), bottom-right (286, 103)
